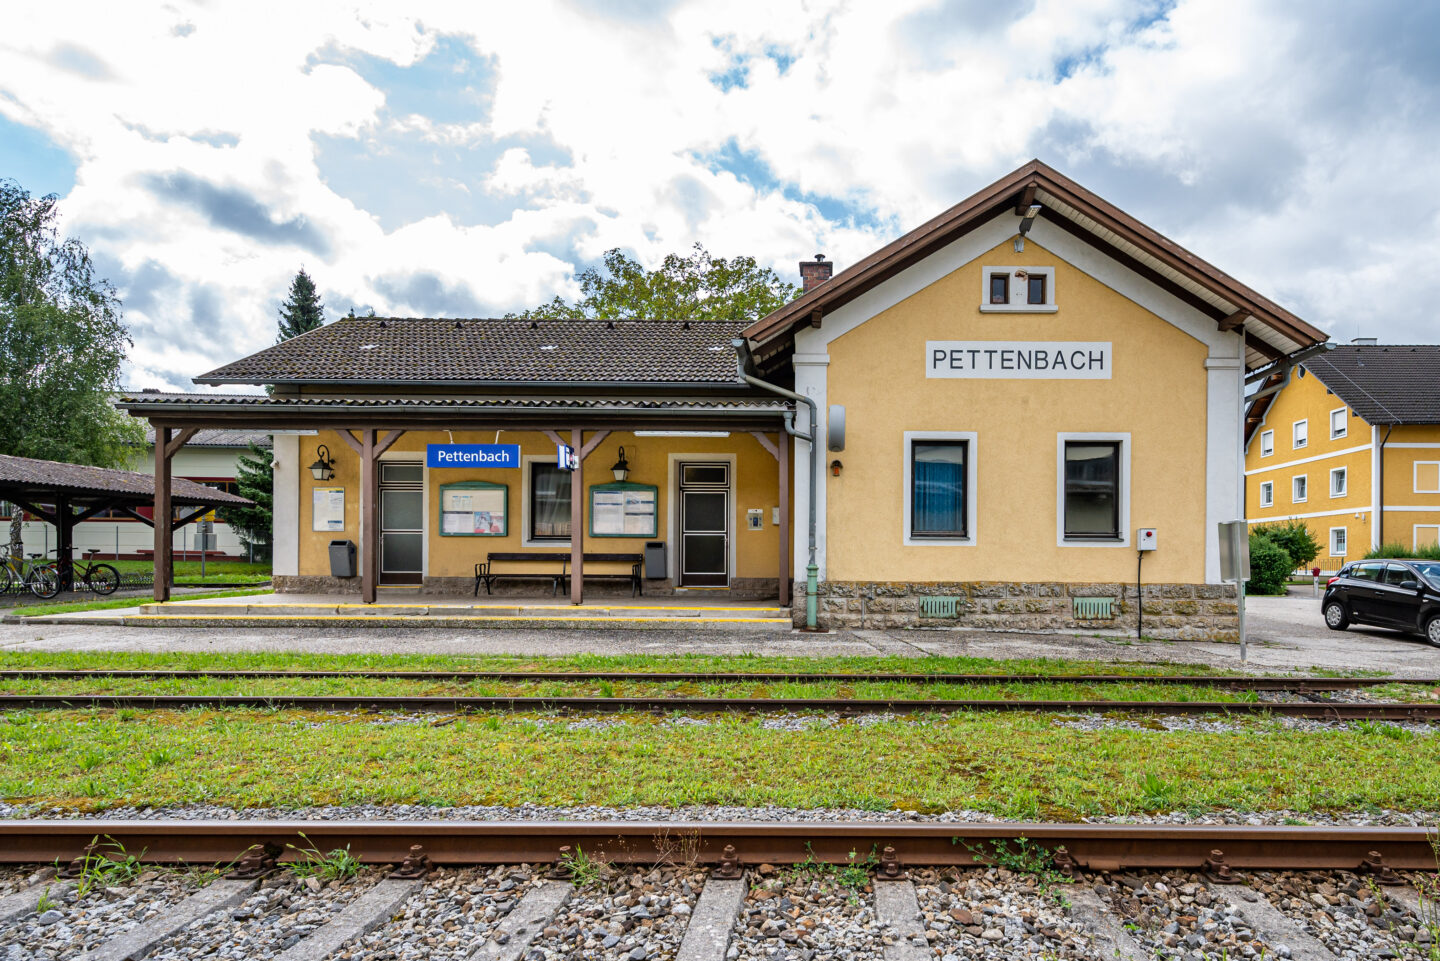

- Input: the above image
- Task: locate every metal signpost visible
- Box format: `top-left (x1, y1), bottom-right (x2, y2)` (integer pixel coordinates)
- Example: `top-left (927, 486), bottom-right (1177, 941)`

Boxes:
top-left (1218, 520), bottom-right (1251, 663)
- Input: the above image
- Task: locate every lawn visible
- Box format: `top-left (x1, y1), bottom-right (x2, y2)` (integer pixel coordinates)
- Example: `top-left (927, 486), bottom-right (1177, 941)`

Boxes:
top-left (108, 560), bottom-right (271, 586)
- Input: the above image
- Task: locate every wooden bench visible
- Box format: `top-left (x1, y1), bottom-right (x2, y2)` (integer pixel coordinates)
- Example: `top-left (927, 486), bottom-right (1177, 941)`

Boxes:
top-left (474, 552), bottom-right (567, 596)
top-left (473, 551), bottom-right (645, 597)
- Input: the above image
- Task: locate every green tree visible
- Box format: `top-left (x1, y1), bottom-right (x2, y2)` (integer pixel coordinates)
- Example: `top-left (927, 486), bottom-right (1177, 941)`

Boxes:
top-left (1247, 533), bottom-right (1293, 595)
top-left (507, 245), bottom-right (799, 322)
top-left (0, 179), bottom-right (143, 555)
top-left (223, 441), bottom-right (272, 561)
top-left (276, 267), bottom-right (324, 341)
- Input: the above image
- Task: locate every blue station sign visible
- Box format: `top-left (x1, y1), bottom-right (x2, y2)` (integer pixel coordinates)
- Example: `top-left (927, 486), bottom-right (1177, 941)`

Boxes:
top-left (426, 444), bottom-right (521, 469)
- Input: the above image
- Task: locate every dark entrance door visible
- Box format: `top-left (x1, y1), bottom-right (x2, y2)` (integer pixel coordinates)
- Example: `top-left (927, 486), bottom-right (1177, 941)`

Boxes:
top-left (678, 462), bottom-right (729, 587)
top-left (379, 462), bottom-right (423, 585)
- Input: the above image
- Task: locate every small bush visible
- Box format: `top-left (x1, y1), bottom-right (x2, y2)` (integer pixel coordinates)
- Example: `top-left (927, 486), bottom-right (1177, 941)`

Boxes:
top-left (1254, 520), bottom-right (1321, 570)
top-left (1364, 542), bottom-right (1440, 561)
top-left (1247, 533), bottom-right (1293, 595)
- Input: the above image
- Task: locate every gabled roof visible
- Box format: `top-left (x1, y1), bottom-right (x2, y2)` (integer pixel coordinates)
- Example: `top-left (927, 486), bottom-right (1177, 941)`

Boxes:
top-left (139, 425), bottom-right (272, 448)
top-left (1298, 345), bottom-right (1440, 425)
top-left (194, 318), bottom-right (750, 388)
top-left (0, 454), bottom-right (250, 507)
top-left (743, 160), bottom-right (1327, 372)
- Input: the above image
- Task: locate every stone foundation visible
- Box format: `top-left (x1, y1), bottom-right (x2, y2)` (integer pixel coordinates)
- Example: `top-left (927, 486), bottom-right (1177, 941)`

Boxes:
top-left (800, 580), bottom-right (1239, 640)
top-left (273, 574), bottom-right (361, 594)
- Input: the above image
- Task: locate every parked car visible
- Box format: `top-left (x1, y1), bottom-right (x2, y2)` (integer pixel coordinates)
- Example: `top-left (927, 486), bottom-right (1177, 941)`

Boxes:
top-left (1322, 559), bottom-right (1440, 646)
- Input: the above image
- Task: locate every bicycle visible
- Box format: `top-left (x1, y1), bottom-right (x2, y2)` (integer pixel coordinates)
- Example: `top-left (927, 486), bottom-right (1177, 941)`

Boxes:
top-left (37, 549), bottom-right (121, 596)
top-left (0, 552), bottom-right (61, 599)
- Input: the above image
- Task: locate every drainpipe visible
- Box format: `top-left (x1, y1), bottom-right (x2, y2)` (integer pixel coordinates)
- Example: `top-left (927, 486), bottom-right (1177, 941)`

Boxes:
top-left (733, 338), bottom-right (819, 629)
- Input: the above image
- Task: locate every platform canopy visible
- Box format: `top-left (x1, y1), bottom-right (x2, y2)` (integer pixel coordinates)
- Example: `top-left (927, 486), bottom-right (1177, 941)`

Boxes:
top-left (0, 453), bottom-right (250, 590)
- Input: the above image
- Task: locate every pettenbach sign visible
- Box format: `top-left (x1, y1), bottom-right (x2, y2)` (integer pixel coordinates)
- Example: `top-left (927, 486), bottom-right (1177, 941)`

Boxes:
top-left (926, 341), bottom-right (1112, 379)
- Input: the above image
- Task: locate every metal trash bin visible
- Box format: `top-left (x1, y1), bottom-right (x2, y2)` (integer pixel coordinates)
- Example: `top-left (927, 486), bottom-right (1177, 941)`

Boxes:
top-left (644, 541), bottom-right (667, 579)
top-left (328, 539), bottom-right (357, 578)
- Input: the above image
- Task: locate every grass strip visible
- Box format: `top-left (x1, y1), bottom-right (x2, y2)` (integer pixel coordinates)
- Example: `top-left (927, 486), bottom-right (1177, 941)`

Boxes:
top-left (1, 709), bottom-right (1437, 818)
top-left (1, 675), bottom-right (1436, 703)
top-left (12, 589), bottom-right (273, 618)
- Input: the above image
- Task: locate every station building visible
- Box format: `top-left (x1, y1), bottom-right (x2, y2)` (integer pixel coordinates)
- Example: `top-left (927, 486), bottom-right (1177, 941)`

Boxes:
top-left (118, 161), bottom-right (1327, 637)
top-left (1244, 344), bottom-right (1440, 569)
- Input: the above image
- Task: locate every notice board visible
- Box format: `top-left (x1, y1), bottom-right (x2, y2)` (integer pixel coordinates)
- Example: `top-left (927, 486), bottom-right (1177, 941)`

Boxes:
top-left (312, 486), bottom-right (345, 532)
top-left (589, 483), bottom-right (658, 537)
top-left (439, 481), bottom-right (508, 536)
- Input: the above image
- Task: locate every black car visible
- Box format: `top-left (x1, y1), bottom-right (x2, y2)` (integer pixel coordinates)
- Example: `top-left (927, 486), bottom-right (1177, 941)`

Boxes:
top-left (1322, 558), bottom-right (1440, 646)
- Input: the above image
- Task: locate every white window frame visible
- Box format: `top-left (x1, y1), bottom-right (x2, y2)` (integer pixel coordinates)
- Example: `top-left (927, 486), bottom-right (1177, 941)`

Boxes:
top-left (1415, 525), bottom-right (1440, 551)
top-left (1292, 419), bottom-right (1308, 450)
top-left (1415, 461), bottom-right (1440, 494)
top-left (902, 431), bottom-right (978, 546)
top-left (521, 453), bottom-right (571, 548)
top-left (1292, 474), bottom-right (1308, 504)
top-left (1329, 466), bottom-right (1347, 498)
top-left (1258, 480), bottom-right (1273, 508)
top-left (1260, 430), bottom-right (1274, 458)
top-left (1329, 407), bottom-right (1348, 440)
top-left (1056, 432), bottom-right (1130, 547)
top-left (979, 266), bottom-right (1058, 313)
top-left (1330, 527), bottom-right (1347, 557)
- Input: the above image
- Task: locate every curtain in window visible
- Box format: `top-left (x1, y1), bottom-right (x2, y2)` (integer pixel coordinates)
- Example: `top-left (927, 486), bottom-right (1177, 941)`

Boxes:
top-left (912, 442), bottom-right (965, 535)
top-left (531, 465), bottom-right (572, 539)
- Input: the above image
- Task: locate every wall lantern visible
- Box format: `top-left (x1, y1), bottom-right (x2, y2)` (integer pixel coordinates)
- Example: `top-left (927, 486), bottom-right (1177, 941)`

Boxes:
top-left (830, 459), bottom-right (843, 477)
top-left (309, 444), bottom-right (336, 481)
top-left (611, 446), bottom-right (631, 482)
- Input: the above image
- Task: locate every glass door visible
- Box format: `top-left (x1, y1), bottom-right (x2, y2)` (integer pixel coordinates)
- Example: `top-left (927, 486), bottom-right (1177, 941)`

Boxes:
top-left (679, 463), bottom-right (729, 587)
top-left (379, 462), bottom-right (423, 585)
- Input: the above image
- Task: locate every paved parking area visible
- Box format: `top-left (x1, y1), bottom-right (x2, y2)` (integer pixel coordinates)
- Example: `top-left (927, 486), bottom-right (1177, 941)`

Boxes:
top-left (0, 589), bottom-right (1433, 675)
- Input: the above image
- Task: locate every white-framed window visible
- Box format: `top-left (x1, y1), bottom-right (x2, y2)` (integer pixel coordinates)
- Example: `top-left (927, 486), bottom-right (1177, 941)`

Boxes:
top-left (1330, 527), bottom-right (1347, 557)
top-left (979, 266), bottom-right (1057, 313)
top-left (1292, 419), bottom-right (1308, 449)
top-left (521, 454), bottom-right (572, 547)
top-left (1292, 474), bottom-right (1308, 503)
top-left (1329, 407), bottom-right (1348, 439)
top-left (1330, 467), bottom-right (1347, 497)
top-left (1260, 430), bottom-right (1274, 457)
top-left (1416, 525), bottom-right (1440, 551)
top-left (1057, 432), bottom-right (1130, 547)
top-left (1259, 480), bottom-right (1273, 508)
top-left (902, 431), bottom-right (978, 546)
top-left (1415, 461), bottom-right (1440, 494)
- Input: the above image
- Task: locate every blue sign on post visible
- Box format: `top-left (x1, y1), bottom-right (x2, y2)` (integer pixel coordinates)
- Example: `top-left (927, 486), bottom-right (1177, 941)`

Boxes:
top-left (426, 444), bottom-right (521, 469)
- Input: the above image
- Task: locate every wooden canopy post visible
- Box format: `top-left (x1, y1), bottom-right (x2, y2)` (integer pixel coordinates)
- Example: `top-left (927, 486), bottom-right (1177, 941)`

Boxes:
top-left (153, 427), bottom-right (171, 602)
top-left (569, 428), bottom-right (583, 605)
top-left (54, 496), bottom-right (73, 593)
top-left (343, 428), bottom-right (405, 605)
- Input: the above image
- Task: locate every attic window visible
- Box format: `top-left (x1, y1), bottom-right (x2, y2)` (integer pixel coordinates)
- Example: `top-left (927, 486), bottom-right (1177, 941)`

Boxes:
top-left (981, 267), bottom-right (1057, 313)
top-left (989, 274), bottom-right (1008, 304)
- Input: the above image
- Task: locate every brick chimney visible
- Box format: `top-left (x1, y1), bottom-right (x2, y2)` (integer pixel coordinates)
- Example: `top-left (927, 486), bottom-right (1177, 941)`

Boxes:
top-left (799, 254), bottom-right (833, 294)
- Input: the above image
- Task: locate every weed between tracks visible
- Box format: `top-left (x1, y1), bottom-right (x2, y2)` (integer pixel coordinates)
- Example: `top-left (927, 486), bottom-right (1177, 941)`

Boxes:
top-left (3, 708), bottom-right (1440, 817)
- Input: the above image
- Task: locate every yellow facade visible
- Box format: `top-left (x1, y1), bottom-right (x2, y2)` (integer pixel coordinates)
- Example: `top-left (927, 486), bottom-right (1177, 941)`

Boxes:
top-left (1245, 367), bottom-right (1440, 564)
top-left (824, 237), bottom-right (1209, 584)
top-left (296, 428), bottom-right (788, 586)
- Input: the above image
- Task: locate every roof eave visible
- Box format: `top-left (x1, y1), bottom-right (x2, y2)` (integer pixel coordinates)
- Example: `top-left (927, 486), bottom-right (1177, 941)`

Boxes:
top-left (190, 377), bottom-right (752, 390)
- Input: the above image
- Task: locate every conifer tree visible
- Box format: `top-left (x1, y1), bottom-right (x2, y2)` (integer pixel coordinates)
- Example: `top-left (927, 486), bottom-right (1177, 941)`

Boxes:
top-left (224, 441), bottom-right (273, 560)
top-left (276, 267), bottom-right (324, 342)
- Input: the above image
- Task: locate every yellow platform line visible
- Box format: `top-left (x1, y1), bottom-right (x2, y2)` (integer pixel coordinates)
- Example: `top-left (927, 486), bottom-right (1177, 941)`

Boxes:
top-left (152, 603), bottom-right (787, 614)
top-left (124, 614), bottom-right (793, 624)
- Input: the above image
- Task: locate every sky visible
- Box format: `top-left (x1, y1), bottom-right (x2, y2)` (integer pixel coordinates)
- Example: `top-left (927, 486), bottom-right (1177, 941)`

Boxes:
top-left (2, 0), bottom-right (1438, 392)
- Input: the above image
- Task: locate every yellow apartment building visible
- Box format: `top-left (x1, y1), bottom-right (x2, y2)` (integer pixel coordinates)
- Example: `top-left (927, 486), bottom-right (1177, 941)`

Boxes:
top-left (1245, 344), bottom-right (1440, 569)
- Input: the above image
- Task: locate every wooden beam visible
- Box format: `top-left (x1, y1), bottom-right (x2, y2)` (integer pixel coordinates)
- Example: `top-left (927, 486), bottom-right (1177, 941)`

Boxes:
top-left (374, 429), bottom-right (404, 458)
top-left (54, 496), bottom-right (74, 592)
top-left (569, 428), bottom-right (583, 605)
top-left (170, 506), bottom-right (213, 532)
top-left (336, 430), bottom-right (364, 455)
top-left (1218, 309), bottom-right (1249, 332)
top-left (578, 430), bottom-right (610, 461)
top-left (809, 308), bottom-right (822, 329)
top-left (164, 427), bottom-right (199, 460)
top-left (114, 505), bottom-right (154, 528)
top-left (750, 431), bottom-right (779, 461)
top-left (778, 431), bottom-right (790, 608)
top-left (154, 426), bottom-right (172, 602)
top-left (1247, 336), bottom-right (1285, 362)
top-left (542, 429), bottom-right (565, 448)
top-left (72, 504), bottom-right (112, 524)
top-left (1013, 182), bottom-right (1037, 215)
top-left (7, 499), bottom-right (57, 526)
top-left (360, 429), bottom-right (377, 604)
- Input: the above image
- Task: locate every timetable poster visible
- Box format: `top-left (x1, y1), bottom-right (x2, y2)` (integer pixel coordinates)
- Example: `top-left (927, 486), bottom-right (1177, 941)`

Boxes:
top-left (591, 486), bottom-right (657, 537)
top-left (440, 486), bottom-right (506, 535)
top-left (312, 487), bottom-right (345, 531)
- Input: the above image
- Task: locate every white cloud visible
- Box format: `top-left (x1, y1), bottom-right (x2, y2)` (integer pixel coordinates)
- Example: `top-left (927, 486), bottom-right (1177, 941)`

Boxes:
top-left (1, 0), bottom-right (1438, 390)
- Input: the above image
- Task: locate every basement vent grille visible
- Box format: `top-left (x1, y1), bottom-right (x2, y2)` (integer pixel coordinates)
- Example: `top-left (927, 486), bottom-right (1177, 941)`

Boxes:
top-left (1073, 597), bottom-right (1116, 620)
top-left (918, 596), bottom-right (961, 618)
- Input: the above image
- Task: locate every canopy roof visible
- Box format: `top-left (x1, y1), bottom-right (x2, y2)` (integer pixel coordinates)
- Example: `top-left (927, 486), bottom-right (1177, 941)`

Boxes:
top-left (743, 159), bottom-right (1329, 374)
top-left (0, 454), bottom-right (251, 509)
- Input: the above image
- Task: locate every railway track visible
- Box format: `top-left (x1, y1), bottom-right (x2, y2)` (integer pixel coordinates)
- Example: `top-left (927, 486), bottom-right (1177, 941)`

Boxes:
top-left (2, 820), bottom-right (1437, 960)
top-left (2, 692), bottom-right (1438, 718)
top-left (2, 668), bottom-right (1431, 689)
